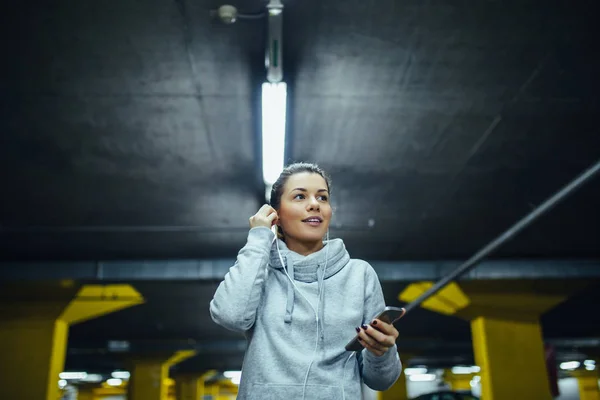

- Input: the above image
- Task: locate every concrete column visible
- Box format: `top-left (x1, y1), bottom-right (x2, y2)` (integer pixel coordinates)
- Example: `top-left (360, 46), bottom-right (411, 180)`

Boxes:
top-left (0, 282), bottom-right (144, 400)
top-left (443, 369), bottom-right (477, 391)
top-left (572, 370), bottom-right (600, 400)
top-left (471, 316), bottom-right (550, 399)
top-left (399, 279), bottom-right (587, 400)
top-left (128, 351), bottom-right (196, 400)
top-left (175, 370), bottom-right (216, 400)
top-left (76, 385), bottom-right (97, 400)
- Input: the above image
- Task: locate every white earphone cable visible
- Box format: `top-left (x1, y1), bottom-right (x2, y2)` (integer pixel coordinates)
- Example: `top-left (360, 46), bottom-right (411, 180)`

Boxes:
top-left (274, 228), bottom-right (329, 400)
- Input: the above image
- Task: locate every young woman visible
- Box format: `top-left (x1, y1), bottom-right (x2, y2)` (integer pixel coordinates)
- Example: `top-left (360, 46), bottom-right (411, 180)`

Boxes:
top-left (210, 163), bottom-right (402, 400)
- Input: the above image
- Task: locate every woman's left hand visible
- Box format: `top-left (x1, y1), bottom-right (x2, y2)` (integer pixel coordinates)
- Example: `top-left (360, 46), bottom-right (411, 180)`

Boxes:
top-left (356, 319), bottom-right (399, 357)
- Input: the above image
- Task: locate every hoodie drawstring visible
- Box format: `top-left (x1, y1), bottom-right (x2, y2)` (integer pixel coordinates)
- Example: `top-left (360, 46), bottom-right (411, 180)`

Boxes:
top-left (317, 264), bottom-right (326, 341)
top-left (284, 257), bottom-right (295, 323)
top-left (283, 259), bottom-right (326, 338)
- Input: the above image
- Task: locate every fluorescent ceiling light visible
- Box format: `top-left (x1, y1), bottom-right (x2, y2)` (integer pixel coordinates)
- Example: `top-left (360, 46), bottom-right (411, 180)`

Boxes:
top-left (224, 370), bottom-right (242, 385)
top-left (408, 373), bottom-right (437, 382)
top-left (404, 367), bottom-right (428, 376)
top-left (584, 360), bottom-right (596, 371)
top-left (106, 378), bottom-right (122, 386)
top-left (82, 374), bottom-right (103, 383)
top-left (451, 366), bottom-right (480, 374)
top-left (262, 82), bottom-right (287, 189)
top-left (559, 361), bottom-right (580, 370)
top-left (111, 371), bottom-right (131, 379)
top-left (59, 372), bottom-right (87, 380)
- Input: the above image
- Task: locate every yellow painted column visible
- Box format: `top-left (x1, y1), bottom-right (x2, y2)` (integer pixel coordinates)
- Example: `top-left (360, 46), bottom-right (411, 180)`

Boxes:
top-left (177, 375), bottom-right (201, 400)
top-left (166, 377), bottom-right (177, 400)
top-left (472, 316), bottom-right (551, 399)
top-left (93, 380), bottom-right (127, 398)
top-left (572, 370), bottom-right (600, 400)
top-left (205, 382), bottom-right (220, 398)
top-left (0, 318), bottom-right (68, 400)
top-left (76, 385), bottom-right (96, 400)
top-left (128, 351), bottom-right (196, 400)
top-left (443, 370), bottom-right (476, 391)
top-left (399, 280), bottom-right (588, 400)
top-left (176, 370), bottom-right (217, 400)
top-left (216, 378), bottom-right (240, 399)
top-left (0, 282), bottom-right (144, 400)
top-left (129, 361), bottom-right (169, 400)
top-left (378, 372), bottom-right (408, 400)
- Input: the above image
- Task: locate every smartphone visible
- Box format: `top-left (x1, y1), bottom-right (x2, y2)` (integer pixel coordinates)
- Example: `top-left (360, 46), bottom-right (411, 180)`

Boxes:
top-left (344, 306), bottom-right (406, 352)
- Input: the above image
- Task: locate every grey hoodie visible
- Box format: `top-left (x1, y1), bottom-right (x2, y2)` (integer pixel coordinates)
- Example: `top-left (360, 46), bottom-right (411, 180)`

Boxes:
top-left (210, 227), bottom-right (402, 400)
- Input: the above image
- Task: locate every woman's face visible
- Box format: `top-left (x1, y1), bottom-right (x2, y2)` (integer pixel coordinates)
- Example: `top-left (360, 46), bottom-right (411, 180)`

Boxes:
top-left (277, 172), bottom-right (332, 248)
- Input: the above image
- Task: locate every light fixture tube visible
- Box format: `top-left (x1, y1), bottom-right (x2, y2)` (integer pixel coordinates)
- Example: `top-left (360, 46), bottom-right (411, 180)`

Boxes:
top-left (261, 82), bottom-right (287, 192)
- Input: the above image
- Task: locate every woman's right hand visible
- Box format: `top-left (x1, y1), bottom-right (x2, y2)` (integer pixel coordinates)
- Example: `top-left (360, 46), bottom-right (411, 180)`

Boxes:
top-left (249, 204), bottom-right (279, 229)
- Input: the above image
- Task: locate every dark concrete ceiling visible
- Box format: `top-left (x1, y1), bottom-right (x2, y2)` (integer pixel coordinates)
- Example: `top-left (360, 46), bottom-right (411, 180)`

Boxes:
top-left (1, 0), bottom-right (599, 374)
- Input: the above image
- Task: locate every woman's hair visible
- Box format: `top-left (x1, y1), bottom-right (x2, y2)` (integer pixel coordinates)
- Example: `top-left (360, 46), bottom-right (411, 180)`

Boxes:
top-left (269, 162), bottom-right (332, 239)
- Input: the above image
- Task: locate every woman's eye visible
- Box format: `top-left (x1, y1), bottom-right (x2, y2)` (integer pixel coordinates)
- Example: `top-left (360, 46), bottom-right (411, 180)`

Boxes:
top-left (293, 194), bottom-right (327, 201)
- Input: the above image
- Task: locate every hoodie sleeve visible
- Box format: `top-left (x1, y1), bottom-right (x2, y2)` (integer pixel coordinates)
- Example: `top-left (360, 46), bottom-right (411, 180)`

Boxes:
top-left (358, 264), bottom-right (402, 391)
top-left (209, 226), bottom-right (274, 332)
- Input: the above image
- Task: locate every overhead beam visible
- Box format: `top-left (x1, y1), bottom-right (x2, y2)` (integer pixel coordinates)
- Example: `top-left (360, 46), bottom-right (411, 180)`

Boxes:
top-left (1, 259), bottom-right (599, 282)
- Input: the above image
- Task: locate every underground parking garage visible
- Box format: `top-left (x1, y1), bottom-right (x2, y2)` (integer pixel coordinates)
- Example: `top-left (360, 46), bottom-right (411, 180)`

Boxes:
top-left (1, 0), bottom-right (599, 399)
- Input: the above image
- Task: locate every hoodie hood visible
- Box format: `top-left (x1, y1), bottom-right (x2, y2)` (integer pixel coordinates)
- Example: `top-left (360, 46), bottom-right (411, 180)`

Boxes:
top-left (269, 238), bottom-right (350, 328)
top-left (269, 238), bottom-right (350, 281)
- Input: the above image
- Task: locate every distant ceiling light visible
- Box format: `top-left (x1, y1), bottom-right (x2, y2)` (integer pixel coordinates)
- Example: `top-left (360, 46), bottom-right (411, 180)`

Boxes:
top-left (111, 371), bottom-right (131, 380)
top-left (224, 371), bottom-right (242, 379)
top-left (82, 374), bottom-right (103, 383)
top-left (559, 361), bottom-right (581, 370)
top-left (58, 380), bottom-right (67, 389)
top-left (451, 366), bottom-right (480, 374)
top-left (59, 372), bottom-right (87, 380)
top-left (106, 378), bottom-right (122, 386)
top-left (583, 360), bottom-right (596, 371)
top-left (107, 340), bottom-right (130, 352)
top-left (224, 370), bottom-right (242, 385)
top-left (404, 367), bottom-right (428, 376)
top-left (408, 373), bottom-right (437, 382)
top-left (262, 82), bottom-right (287, 191)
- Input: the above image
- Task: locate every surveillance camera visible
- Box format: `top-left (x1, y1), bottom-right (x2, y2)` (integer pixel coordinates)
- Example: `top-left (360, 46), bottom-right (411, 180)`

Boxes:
top-left (217, 5), bottom-right (238, 24)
